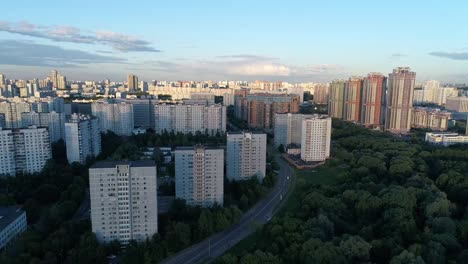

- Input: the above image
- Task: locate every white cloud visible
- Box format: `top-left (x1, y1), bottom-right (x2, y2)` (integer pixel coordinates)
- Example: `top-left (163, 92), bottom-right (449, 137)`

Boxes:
top-left (0, 20), bottom-right (160, 52)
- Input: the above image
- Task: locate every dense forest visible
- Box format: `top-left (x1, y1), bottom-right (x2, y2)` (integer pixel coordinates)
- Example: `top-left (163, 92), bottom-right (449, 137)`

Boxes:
top-left (216, 119), bottom-right (468, 264)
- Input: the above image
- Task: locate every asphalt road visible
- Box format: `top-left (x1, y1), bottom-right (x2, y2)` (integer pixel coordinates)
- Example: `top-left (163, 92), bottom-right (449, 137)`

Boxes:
top-left (160, 155), bottom-right (295, 264)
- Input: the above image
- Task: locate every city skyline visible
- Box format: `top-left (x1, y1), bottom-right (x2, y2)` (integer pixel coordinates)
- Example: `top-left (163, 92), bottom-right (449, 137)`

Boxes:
top-left (0, 1), bottom-right (467, 82)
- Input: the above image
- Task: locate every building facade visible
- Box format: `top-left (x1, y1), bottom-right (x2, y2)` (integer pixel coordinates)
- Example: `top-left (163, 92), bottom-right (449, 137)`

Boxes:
top-left (425, 132), bottom-right (468, 146)
top-left (385, 67), bottom-right (416, 133)
top-left (411, 107), bottom-right (451, 131)
top-left (0, 126), bottom-right (51, 176)
top-left (344, 77), bottom-right (363, 122)
top-left (65, 114), bottom-right (101, 164)
top-left (301, 115), bottom-right (332, 162)
top-left (446, 97), bottom-right (468, 112)
top-left (92, 101), bottom-right (134, 136)
top-left (21, 111), bottom-right (65, 142)
top-left (90, 161), bottom-right (158, 244)
top-left (0, 206), bottom-right (27, 250)
top-left (175, 145), bottom-right (224, 207)
top-left (328, 80), bottom-right (346, 119)
top-left (154, 103), bottom-right (226, 135)
top-left (360, 73), bottom-right (387, 128)
top-left (312, 84), bottom-right (329, 104)
top-left (245, 93), bottom-right (300, 129)
top-left (227, 132), bottom-right (267, 182)
top-left (274, 113), bottom-right (313, 147)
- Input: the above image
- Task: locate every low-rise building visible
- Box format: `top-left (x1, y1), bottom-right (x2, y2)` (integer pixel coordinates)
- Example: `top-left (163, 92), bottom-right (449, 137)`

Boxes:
top-left (425, 132), bottom-right (468, 146)
top-left (0, 206), bottom-right (27, 250)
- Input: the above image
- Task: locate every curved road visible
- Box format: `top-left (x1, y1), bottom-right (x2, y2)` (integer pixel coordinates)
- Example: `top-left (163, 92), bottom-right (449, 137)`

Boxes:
top-left (160, 155), bottom-right (295, 264)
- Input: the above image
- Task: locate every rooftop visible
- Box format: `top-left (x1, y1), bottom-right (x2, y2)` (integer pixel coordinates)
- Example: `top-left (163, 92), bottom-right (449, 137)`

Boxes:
top-left (90, 160), bottom-right (155, 169)
top-left (0, 206), bottom-right (25, 231)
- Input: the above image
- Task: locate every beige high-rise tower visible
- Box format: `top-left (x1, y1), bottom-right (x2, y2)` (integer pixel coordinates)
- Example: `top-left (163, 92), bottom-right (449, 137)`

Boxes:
top-left (127, 74), bottom-right (138, 90)
top-left (385, 67), bottom-right (416, 133)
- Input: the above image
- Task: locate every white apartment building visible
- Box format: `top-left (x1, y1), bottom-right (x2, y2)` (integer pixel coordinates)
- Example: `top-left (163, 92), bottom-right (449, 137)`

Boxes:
top-left (89, 161), bottom-right (158, 244)
top-left (274, 113), bottom-right (313, 147)
top-left (21, 111), bottom-right (65, 142)
top-left (0, 206), bottom-right (27, 250)
top-left (65, 114), bottom-right (101, 164)
top-left (0, 126), bottom-right (51, 176)
top-left (91, 101), bottom-right (134, 136)
top-left (154, 104), bottom-right (226, 135)
top-left (226, 132), bottom-right (267, 182)
top-left (301, 115), bottom-right (332, 162)
top-left (175, 145), bottom-right (224, 207)
top-left (425, 132), bottom-right (468, 146)
top-left (0, 101), bottom-right (31, 128)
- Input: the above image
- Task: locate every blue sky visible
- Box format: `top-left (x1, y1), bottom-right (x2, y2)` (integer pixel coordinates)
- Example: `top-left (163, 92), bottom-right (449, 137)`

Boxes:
top-left (0, 0), bottom-right (467, 83)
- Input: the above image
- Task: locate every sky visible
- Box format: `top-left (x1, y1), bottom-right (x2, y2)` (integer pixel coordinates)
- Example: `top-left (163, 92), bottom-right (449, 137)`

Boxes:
top-left (0, 0), bottom-right (467, 83)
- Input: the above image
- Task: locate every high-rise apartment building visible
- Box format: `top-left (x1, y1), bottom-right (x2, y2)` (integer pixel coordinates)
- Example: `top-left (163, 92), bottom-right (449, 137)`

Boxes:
top-left (0, 101), bottom-right (31, 128)
top-left (65, 114), bottom-right (101, 164)
top-left (411, 107), bottom-right (451, 131)
top-left (301, 115), bottom-right (332, 162)
top-left (328, 80), bottom-right (346, 119)
top-left (360, 73), bottom-right (387, 128)
top-left (175, 145), bottom-right (224, 207)
top-left (446, 97), bottom-right (468, 112)
top-left (92, 101), bottom-right (134, 136)
top-left (0, 126), bottom-right (51, 176)
top-left (90, 161), bottom-right (158, 244)
top-left (244, 93), bottom-right (300, 129)
top-left (50, 70), bottom-right (58, 88)
top-left (117, 98), bottom-right (158, 129)
top-left (234, 89), bottom-right (249, 121)
top-left (313, 84), bottom-right (329, 104)
top-left (344, 77), bottom-right (363, 122)
top-left (154, 104), bottom-right (226, 135)
top-left (227, 132), bottom-right (267, 182)
top-left (127, 74), bottom-right (138, 91)
top-left (21, 111), bottom-right (65, 142)
top-left (385, 67), bottom-right (416, 133)
top-left (0, 74), bottom-right (5, 86)
top-left (274, 113), bottom-right (313, 147)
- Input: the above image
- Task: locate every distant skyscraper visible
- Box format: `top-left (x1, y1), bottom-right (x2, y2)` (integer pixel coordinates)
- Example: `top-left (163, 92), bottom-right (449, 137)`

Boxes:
top-left (227, 132), bottom-right (267, 182)
top-left (361, 73), bottom-right (387, 128)
top-left (50, 70), bottom-right (58, 88)
top-left (0, 74), bottom-right (5, 86)
top-left (91, 101), bottom-right (134, 136)
top-left (90, 161), bottom-right (158, 244)
top-left (175, 145), bottom-right (224, 207)
top-left (328, 80), bottom-right (346, 119)
top-left (127, 74), bottom-right (138, 91)
top-left (0, 126), bottom-right (51, 176)
top-left (65, 114), bottom-right (101, 164)
top-left (301, 115), bottom-right (332, 162)
top-left (385, 67), bottom-right (416, 133)
top-left (344, 77), bottom-right (363, 122)
top-left (57, 74), bottom-right (67, 90)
